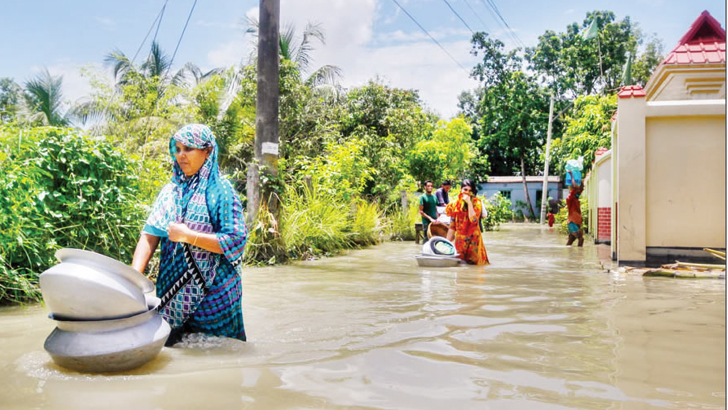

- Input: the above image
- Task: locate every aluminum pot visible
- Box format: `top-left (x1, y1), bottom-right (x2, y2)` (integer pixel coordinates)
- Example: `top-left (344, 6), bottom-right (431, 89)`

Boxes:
top-left (55, 248), bottom-right (155, 293)
top-left (44, 299), bottom-right (170, 373)
top-left (415, 255), bottom-right (461, 267)
top-left (40, 262), bottom-right (148, 320)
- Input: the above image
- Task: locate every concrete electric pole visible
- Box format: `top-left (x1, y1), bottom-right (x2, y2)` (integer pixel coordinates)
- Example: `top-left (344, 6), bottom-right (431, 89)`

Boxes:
top-left (247, 0), bottom-right (280, 226)
top-left (539, 94), bottom-right (554, 225)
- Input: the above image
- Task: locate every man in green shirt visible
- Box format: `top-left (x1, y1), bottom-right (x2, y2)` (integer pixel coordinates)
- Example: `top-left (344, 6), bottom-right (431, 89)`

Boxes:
top-left (419, 180), bottom-right (441, 239)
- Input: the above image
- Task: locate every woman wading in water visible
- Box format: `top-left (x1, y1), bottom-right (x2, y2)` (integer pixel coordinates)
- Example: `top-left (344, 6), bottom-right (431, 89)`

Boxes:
top-left (445, 179), bottom-right (490, 266)
top-left (132, 124), bottom-right (248, 345)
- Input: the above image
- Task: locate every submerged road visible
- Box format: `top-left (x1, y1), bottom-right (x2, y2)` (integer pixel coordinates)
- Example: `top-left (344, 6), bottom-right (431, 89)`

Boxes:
top-left (0, 223), bottom-right (724, 409)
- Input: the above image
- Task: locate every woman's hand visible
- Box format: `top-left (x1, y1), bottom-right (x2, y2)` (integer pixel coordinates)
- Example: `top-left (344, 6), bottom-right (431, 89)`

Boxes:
top-left (168, 222), bottom-right (193, 244)
top-left (462, 194), bottom-right (473, 205)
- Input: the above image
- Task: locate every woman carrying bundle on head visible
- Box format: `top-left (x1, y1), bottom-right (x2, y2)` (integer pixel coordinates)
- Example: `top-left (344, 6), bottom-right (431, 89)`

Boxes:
top-left (445, 179), bottom-right (490, 265)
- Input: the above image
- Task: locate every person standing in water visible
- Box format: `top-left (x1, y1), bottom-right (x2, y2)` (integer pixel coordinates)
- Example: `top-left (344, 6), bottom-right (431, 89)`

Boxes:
top-left (419, 180), bottom-right (441, 240)
top-left (445, 179), bottom-right (490, 265)
top-left (132, 124), bottom-right (248, 345)
top-left (566, 170), bottom-right (584, 246)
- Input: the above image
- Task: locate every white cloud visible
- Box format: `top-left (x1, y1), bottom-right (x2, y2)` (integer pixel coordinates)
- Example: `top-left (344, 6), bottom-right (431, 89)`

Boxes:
top-left (94, 16), bottom-right (116, 30)
top-left (239, 0), bottom-right (477, 117)
top-left (206, 38), bottom-right (251, 68)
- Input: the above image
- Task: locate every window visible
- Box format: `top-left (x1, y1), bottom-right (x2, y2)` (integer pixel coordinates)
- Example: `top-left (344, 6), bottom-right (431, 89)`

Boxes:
top-left (499, 190), bottom-right (511, 199)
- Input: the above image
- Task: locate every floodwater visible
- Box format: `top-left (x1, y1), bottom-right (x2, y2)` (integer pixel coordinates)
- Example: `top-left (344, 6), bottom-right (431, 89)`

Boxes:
top-left (0, 224), bottom-right (724, 410)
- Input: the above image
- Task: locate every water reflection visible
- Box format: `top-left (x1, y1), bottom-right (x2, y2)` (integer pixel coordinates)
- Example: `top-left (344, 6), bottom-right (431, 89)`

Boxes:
top-left (0, 224), bottom-right (724, 409)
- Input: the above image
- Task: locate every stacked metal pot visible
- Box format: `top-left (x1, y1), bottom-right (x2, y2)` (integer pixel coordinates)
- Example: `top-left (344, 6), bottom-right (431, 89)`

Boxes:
top-left (415, 237), bottom-right (461, 267)
top-left (39, 248), bottom-right (170, 373)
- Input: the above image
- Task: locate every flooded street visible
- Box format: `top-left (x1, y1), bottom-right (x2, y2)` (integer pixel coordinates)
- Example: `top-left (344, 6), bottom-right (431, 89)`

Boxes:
top-left (0, 224), bottom-right (724, 409)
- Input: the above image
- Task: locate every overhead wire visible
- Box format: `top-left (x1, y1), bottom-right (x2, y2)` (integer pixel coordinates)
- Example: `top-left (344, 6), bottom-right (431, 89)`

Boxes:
top-left (483, 0), bottom-right (526, 48)
top-left (96, 0), bottom-right (169, 132)
top-left (141, 0), bottom-right (200, 154)
top-left (390, 0), bottom-right (470, 74)
top-left (462, 0), bottom-right (492, 33)
top-left (441, 0), bottom-right (474, 34)
top-left (476, 0), bottom-right (523, 48)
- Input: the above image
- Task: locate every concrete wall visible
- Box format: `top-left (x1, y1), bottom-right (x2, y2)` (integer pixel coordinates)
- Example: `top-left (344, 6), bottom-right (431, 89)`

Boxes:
top-left (645, 115), bottom-right (726, 248)
top-left (616, 95), bottom-right (647, 263)
top-left (585, 152), bottom-right (612, 244)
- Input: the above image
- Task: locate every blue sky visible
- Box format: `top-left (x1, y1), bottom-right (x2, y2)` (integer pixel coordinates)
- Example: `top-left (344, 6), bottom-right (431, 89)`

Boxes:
top-left (1, 0), bottom-right (725, 117)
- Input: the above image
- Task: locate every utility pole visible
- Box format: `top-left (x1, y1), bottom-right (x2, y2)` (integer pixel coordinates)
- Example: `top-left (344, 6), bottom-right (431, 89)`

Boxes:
top-left (539, 94), bottom-right (555, 225)
top-left (247, 0), bottom-right (280, 226)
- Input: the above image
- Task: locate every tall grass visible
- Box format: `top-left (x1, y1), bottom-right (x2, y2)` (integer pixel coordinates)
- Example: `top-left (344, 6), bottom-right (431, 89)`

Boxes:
top-left (350, 199), bottom-right (385, 246)
top-left (280, 184), bottom-right (355, 259)
top-left (390, 199), bottom-right (420, 241)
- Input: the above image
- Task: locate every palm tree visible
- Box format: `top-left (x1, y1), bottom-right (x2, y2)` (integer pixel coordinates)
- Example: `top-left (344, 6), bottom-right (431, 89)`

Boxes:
top-left (18, 68), bottom-right (69, 126)
top-left (245, 18), bottom-right (343, 87)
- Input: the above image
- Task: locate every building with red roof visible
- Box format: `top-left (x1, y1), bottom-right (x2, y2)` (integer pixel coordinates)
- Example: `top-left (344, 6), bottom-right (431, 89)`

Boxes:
top-left (605, 10), bottom-right (725, 266)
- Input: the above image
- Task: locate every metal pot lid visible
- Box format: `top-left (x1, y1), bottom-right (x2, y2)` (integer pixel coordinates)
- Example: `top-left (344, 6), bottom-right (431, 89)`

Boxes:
top-left (55, 248), bottom-right (155, 293)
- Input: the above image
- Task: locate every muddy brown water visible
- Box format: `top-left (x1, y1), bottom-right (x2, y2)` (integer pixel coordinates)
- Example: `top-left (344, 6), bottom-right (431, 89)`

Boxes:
top-left (0, 224), bottom-right (724, 409)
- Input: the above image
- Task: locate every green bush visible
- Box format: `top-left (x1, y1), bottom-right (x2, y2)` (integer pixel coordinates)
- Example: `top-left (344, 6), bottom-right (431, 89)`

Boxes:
top-left (482, 192), bottom-right (513, 231)
top-left (389, 197), bottom-right (420, 241)
top-left (350, 199), bottom-right (385, 246)
top-left (0, 126), bottom-right (157, 304)
top-left (279, 183), bottom-right (354, 260)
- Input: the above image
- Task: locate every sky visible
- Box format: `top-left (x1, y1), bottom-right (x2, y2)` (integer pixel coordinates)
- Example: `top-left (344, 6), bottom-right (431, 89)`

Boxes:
top-left (1, 0), bottom-right (725, 118)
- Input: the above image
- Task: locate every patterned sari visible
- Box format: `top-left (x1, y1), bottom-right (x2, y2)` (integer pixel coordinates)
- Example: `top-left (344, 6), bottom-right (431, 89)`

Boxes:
top-left (144, 124), bottom-right (248, 341)
top-left (445, 193), bottom-right (490, 266)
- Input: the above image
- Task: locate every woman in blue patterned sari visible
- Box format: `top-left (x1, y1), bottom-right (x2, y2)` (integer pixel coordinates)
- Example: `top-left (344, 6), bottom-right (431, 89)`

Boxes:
top-left (132, 124), bottom-right (248, 345)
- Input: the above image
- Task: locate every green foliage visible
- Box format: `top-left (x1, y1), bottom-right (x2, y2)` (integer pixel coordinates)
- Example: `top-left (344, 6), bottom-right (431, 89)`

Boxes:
top-left (390, 198), bottom-right (420, 241)
top-left (632, 34), bottom-right (665, 86)
top-left (350, 199), bottom-right (385, 246)
top-left (482, 193), bottom-right (513, 230)
top-left (0, 126), bottom-right (151, 304)
top-left (549, 94), bottom-right (616, 176)
top-left (0, 78), bottom-right (21, 123)
top-left (279, 184), bottom-right (353, 260)
top-left (525, 10), bottom-right (639, 97)
top-left (406, 117), bottom-right (475, 186)
top-left (468, 33), bottom-right (549, 180)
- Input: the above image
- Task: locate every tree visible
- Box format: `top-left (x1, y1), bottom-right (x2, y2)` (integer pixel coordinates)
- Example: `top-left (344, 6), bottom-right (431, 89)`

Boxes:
top-left (469, 33), bottom-right (550, 219)
top-left (18, 68), bottom-right (69, 126)
top-left (525, 11), bottom-right (639, 97)
top-left (0, 78), bottom-right (21, 123)
top-left (246, 18), bottom-right (342, 87)
top-left (406, 117), bottom-right (475, 186)
top-left (549, 94), bottom-right (616, 177)
top-left (632, 34), bottom-right (665, 86)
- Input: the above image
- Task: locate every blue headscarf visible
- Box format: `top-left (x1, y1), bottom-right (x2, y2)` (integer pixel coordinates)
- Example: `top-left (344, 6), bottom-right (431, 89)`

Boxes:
top-left (143, 124), bottom-right (247, 328)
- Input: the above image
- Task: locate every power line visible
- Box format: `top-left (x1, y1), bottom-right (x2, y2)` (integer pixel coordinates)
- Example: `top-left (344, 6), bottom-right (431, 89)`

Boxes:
top-left (441, 0), bottom-right (474, 34)
top-left (390, 0), bottom-right (469, 74)
top-left (482, 0), bottom-right (525, 48)
top-left (462, 0), bottom-right (491, 33)
top-left (169, 0), bottom-right (199, 70)
top-left (97, 1), bottom-right (169, 131)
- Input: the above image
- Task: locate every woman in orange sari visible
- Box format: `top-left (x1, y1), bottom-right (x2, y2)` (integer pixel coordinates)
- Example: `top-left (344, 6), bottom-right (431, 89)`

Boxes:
top-left (445, 179), bottom-right (489, 265)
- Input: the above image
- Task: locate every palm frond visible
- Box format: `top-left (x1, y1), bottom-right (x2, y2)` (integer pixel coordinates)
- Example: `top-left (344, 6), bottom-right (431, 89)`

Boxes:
top-left (22, 68), bottom-right (68, 126)
top-left (305, 65), bottom-right (343, 87)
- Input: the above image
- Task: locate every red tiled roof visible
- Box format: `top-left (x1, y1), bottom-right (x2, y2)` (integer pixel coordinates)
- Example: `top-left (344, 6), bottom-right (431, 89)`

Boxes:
top-left (618, 85), bottom-right (646, 99)
top-left (663, 10), bottom-right (726, 66)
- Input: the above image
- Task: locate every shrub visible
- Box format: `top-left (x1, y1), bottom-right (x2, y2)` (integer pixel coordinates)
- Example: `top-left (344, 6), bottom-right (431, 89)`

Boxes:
top-left (0, 126), bottom-right (156, 304)
top-left (482, 192), bottom-right (513, 231)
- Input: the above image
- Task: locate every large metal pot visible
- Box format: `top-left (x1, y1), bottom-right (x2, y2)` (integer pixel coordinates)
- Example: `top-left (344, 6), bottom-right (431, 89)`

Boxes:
top-left (44, 299), bottom-right (170, 373)
top-left (55, 248), bottom-right (155, 293)
top-left (415, 255), bottom-right (461, 267)
top-left (39, 262), bottom-right (148, 320)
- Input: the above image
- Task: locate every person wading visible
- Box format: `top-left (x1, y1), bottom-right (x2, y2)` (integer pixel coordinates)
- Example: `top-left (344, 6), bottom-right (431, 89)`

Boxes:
top-left (132, 124), bottom-right (248, 346)
top-left (419, 180), bottom-right (442, 240)
top-left (565, 170), bottom-right (584, 247)
top-left (446, 179), bottom-right (490, 265)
